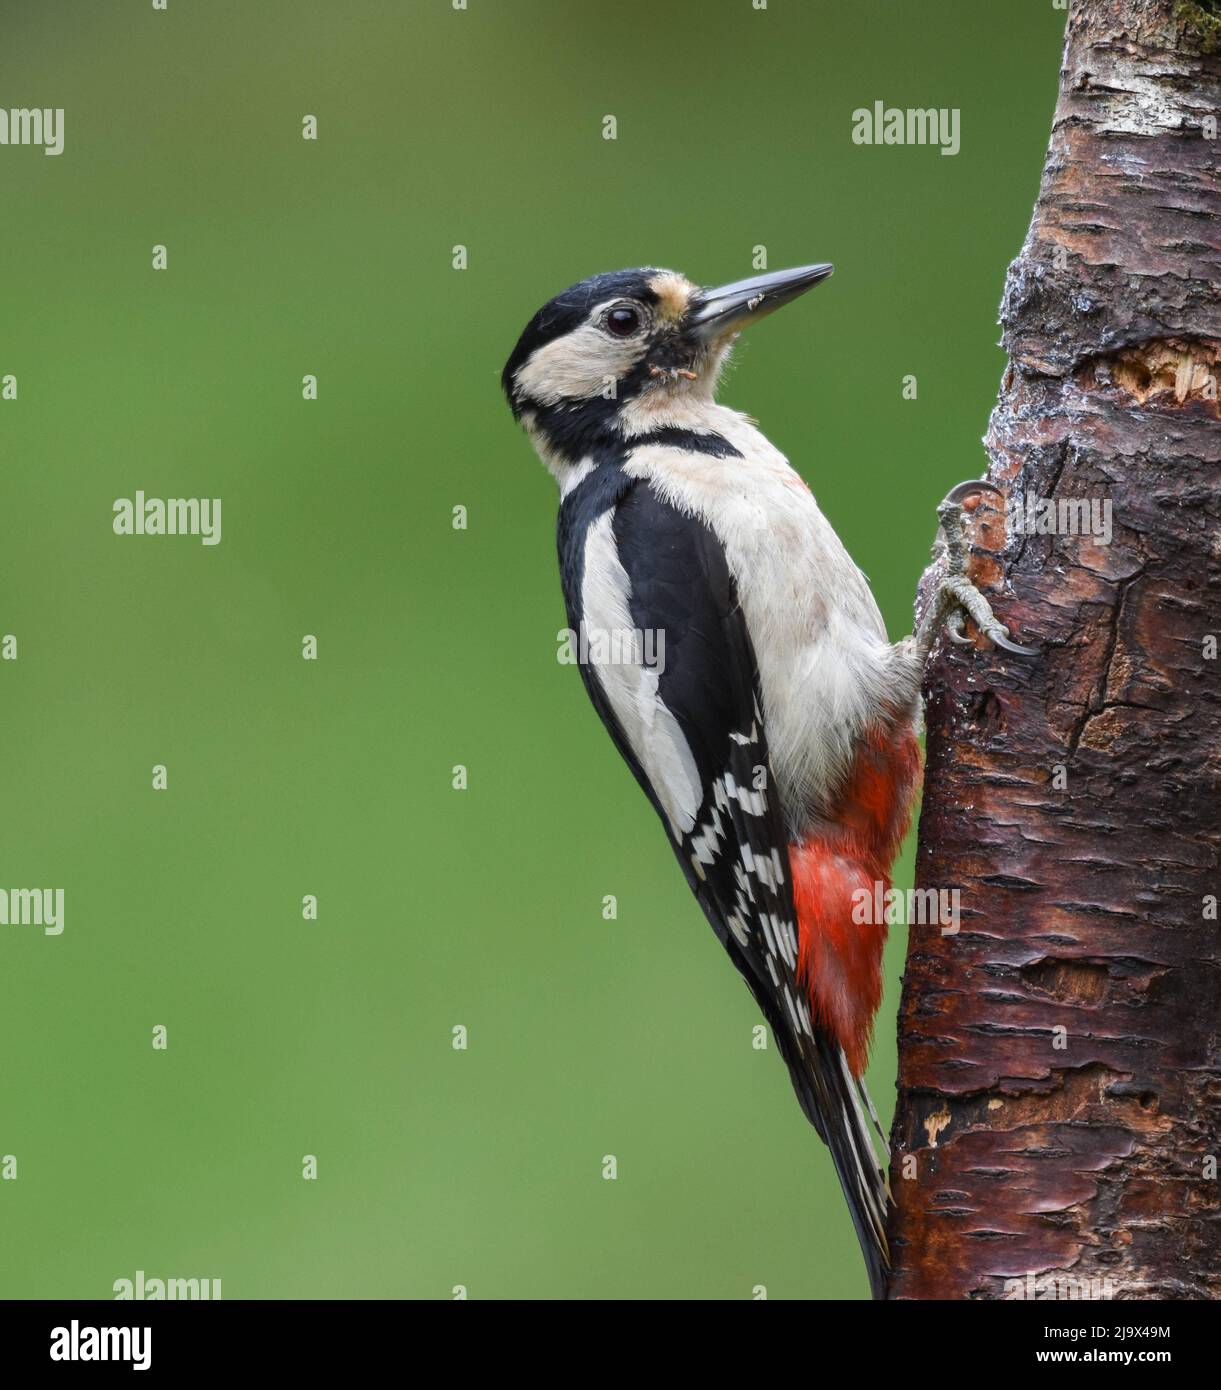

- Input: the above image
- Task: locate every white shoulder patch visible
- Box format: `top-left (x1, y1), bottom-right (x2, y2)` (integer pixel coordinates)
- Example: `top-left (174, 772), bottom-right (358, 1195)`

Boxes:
top-left (581, 512), bottom-right (702, 838)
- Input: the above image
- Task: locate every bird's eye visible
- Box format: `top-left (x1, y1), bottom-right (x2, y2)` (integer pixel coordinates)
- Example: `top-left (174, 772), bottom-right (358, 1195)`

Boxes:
top-left (605, 305), bottom-right (642, 337)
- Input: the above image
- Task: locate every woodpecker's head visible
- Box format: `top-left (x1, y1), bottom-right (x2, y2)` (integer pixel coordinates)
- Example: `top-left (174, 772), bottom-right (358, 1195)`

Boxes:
top-left (502, 263), bottom-right (832, 470)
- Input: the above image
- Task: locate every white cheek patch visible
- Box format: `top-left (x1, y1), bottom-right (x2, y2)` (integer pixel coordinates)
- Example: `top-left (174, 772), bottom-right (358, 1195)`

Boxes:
top-left (581, 513), bottom-right (702, 838)
top-left (515, 315), bottom-right (644, 406)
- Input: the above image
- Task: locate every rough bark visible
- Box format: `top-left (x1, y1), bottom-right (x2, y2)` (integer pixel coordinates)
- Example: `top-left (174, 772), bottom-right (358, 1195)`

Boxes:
top-left (886, 0), bottom-right (1221, 1300)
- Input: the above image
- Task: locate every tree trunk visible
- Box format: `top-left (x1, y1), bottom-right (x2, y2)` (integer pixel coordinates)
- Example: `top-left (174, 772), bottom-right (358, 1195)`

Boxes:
top-left (886, 0), bottom-right (1221, 1300)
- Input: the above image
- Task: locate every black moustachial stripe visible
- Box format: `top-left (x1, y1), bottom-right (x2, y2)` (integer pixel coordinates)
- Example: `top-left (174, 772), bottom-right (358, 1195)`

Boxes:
top-left (625, 427), bottom-right (742, 460)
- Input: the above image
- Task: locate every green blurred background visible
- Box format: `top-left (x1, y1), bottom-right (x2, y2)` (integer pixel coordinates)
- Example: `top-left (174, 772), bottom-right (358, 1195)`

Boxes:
top-left (1, 0), bottom-right (1060, 1299)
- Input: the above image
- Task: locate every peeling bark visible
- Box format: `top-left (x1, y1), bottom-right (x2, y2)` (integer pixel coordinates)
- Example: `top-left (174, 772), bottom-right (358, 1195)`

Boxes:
top-left (887, 0), bottom-right (1221, 1300)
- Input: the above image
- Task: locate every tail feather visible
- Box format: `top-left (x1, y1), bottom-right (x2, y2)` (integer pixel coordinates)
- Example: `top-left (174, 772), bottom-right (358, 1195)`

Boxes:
top-left (858, 1065), bottom-right (891, 1153)
top-left (781, 1028), bottom-right (891, 1299)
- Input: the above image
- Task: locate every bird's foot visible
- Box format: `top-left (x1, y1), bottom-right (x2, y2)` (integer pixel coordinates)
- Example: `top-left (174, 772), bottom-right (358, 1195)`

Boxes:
top-left (939, 569), bottom-right (1037, 656)
top-left (920, 480), bottom-right (1037, 660)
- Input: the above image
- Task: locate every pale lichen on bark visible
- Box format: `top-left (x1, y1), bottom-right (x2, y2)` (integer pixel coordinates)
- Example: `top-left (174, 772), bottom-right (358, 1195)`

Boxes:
top-left (887, 0), bottom-right (1220, 1300)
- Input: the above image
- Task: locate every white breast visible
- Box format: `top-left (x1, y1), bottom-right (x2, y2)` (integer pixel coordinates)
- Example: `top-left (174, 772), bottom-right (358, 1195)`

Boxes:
top-left (621, 402), bottom-right (897, 827)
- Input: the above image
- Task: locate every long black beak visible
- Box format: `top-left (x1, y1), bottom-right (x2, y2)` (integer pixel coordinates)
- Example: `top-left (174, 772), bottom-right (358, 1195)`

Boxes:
top-left (688, 263), bottom-right (833, 342)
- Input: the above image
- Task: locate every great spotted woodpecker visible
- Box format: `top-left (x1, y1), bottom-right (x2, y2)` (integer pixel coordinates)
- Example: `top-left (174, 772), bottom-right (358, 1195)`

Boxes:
top-left (501, 264), bottom-right (1033, 1297)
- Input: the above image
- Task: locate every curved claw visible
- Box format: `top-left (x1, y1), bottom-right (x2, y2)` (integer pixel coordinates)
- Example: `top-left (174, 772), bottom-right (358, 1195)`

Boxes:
top-left (946, 609), bottom-right (974, 645)
top-left (991, 628), bottom-right (1039, 657)
top-left (942, 478), bottom-right (1005, 508)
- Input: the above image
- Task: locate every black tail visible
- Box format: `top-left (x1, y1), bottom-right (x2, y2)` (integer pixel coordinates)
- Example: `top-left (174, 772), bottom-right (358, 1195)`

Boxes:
top-left (776, 1024), bottom-right (892, 1299)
